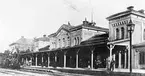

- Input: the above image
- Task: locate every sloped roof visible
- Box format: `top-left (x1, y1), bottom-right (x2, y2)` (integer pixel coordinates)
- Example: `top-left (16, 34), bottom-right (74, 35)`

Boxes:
top-left (81, 33), bottom-right (108, 45)
top-left (55, 24), bottom-right (74, 35)
top-left (48, 33), bottom-right (56, 37)
top-left (39, 45), bottom-right (50, 51)
top-left (34, 36), bottom-right (50, 42)
top-left (9, 36), bottom-right (33, 46)
top-left (70, 21), bottom-right (109, 32)
top-left (48, 20), bottom-right (108, 38)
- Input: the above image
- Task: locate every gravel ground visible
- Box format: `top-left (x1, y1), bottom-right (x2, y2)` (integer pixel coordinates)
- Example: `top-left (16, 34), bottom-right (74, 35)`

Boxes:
top-left (0, 68), bottom-right (90, 76)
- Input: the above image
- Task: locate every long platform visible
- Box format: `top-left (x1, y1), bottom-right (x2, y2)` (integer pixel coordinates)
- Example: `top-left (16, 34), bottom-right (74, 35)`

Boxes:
top-left (22, 66), bottom-right (145, 76)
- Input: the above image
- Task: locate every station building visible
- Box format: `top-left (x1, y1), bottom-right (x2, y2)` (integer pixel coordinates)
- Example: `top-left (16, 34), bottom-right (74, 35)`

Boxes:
top-left (19, 19), bottom-right (109, 69)
top-left (107, 6), bottom-right (145, 69)
top-left (14, 6), bottom-right (145, 70)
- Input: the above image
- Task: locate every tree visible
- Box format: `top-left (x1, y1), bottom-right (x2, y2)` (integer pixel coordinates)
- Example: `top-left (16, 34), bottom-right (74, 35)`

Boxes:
top-left (1, 49), bottom-right (20, 69)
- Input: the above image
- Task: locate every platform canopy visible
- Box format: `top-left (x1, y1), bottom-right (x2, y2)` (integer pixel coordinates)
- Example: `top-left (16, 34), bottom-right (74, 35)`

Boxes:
top-left (133, 42), bottom-right (145, 51)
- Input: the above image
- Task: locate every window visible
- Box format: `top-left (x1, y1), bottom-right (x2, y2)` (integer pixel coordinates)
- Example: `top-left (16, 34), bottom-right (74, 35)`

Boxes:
top-left (63, 38), bottom-right (65, 47)
top-left (144, 29), bottom-right (145, 40)
top-left (77, 37), bottom-right (79, 45)
top-left (139, 52), bottom-right (145, 64)
top-left (127, 29), bottom-right (130, 38)
top-left (116, 28), bottom-right (119, 40)
top-left (67, 37), bottom-right (70, 46)
top-left (74, 38), bottom-right (75, 46)
top-left (74, 38), bottom-right (77, 45)
top-left (59, 39), bottom-right (61, 48)
top-left (52, 42), bottom-right (55, 48)
top-left (52, 42), bottom-right (53, 48)
top-left (121, 27), bottom-right (125, 39)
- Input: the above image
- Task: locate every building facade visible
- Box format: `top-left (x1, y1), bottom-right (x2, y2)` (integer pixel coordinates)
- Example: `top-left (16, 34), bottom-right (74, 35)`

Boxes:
top-left (107, 6), bottom-right (145, 69)
top-left (9, 36), bottom-right (34, 53)
top-left (10, 6), bottom-right (145, 70)
top-left (33, 35), bottom-right (50, 51)
top-left (19, 19), bottom-right (109, 69)
top-left (48, 19), bottom-right (108, 50)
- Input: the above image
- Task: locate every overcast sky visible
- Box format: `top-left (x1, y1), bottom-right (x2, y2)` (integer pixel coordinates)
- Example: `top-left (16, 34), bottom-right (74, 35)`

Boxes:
top-left (0, 0), bottom-right (144, 52)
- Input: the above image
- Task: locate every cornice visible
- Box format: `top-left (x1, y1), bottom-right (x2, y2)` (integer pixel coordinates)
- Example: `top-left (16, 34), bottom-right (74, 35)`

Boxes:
top-left (107, 10), bottom-right (145, 21)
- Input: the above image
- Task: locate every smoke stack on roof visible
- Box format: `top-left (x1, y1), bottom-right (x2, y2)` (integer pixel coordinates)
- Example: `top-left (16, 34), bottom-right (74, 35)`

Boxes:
top-left (127, 6), bottom-right (134, 11)
top-left (138, 9), bottom-right (144, 14)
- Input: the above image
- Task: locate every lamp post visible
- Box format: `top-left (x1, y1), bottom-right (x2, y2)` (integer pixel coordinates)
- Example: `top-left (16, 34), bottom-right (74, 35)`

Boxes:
top-left (127, 19), bottom-right (135, 74)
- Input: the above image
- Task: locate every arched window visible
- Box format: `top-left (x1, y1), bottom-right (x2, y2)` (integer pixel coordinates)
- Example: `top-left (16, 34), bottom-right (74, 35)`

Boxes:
top-left (74, 37), bottom-right (78, 46)
top-left (63, 38), bottom-right (65, 47)
top-left (52, 42), bottom-right (55, 48)
top-left (116, 28), bottom-right (119, 40)
top-left (52, 42), bottom-right (53, 48)
top-left (53, 42), bottom-right (55, 48)
top-left (54, 42), bottom-right (56, 48)
top-left (74, 38), bottom-right (76, 46)
top-left (67, 37), bottom-right (70, 46)
top-left (121, 27), bottom-right (125, 39)
top-left (59, 39), bottom-right (61, 48)
top-left (77, 37), bottom-right (79, 45)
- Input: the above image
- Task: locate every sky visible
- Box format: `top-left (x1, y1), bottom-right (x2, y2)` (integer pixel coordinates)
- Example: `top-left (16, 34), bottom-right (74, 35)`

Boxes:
top-left (0, 0), bottom-right (144, 53)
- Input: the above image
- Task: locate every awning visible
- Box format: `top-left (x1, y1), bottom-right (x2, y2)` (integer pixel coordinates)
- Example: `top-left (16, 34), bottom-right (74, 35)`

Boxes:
top-left (133, 42), bottom-right (145, 51)
top-left (133, 42), bottom-right (145, 48)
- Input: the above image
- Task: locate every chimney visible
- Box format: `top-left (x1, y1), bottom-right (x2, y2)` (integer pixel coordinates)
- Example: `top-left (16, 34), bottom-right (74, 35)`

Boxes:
top-left (43, 35), bottom-right (46, 37)
top-left (21, 36), bottom-right (24, 38)
top-left (68, 21), bottom-right (71, 25)
top-left (138, 9), bottom-right (144, 14)
top-left (92, 22), bottom-right (96, 26)
top-left (127, 6), bottom-right (134, 11)
top-left (83, 18), bottom-right (88, 25)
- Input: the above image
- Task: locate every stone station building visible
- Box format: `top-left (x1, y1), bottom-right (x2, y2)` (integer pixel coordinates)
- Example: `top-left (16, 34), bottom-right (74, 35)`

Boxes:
top-left (19, 19), bottom-right (109, 69)
top-left (107, 6), bottom-right (145, 69)
top-left (15, 6), bottom-right (145, 70)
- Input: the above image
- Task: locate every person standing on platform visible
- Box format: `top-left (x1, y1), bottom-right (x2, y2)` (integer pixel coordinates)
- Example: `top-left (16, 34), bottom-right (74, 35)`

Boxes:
top-left (110, 59), bottom-right (115, 72)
